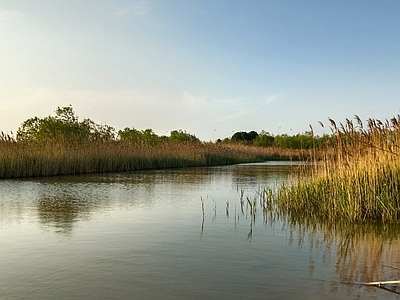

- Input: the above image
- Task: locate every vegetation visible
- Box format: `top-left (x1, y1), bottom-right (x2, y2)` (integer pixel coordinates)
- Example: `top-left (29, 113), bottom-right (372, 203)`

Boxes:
top-left (169, 130), bottom-right (200, 143)
top-left (227, 129), bottom-right (332, 150)
top-left (17, 105), bottom-right (116, 143)
top-left (273, 132), bottom-right (331, 149)
top-left (118, 127), bottom-right (164, 145)
top-left (254, 131), bottom-right (274, 147)
top-left (5, 105), bottom-right (400, 223)
top-left (231, 131), bottom-right (259, 144)
top-left (0, 106), bottom-right (308, 179)
top-left (273, 115), bottom-right (400, 223)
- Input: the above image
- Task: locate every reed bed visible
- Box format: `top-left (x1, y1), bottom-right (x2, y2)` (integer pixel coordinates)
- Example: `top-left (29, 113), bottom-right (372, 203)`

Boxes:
top-left (275, 115), bottom-right (400, 223)
top-left (0, 136), bottom-right (306, 179)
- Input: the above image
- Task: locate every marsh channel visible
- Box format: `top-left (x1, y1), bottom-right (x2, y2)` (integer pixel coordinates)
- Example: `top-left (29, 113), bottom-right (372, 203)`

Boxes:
top-left (1, 161), bottom-right (400, 299)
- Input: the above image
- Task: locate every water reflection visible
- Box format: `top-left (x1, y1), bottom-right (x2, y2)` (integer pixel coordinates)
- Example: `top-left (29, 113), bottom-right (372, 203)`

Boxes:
top-left (248, 193), bottom-right (400, 294)
top-left (1, 162), bottom-right (399, 299)
top-left (36, 196), bottom-right (92, 235)
top-left (201, 182), bottom-right (400, 297)
top-left (281, 213), bottom-right (400, 286)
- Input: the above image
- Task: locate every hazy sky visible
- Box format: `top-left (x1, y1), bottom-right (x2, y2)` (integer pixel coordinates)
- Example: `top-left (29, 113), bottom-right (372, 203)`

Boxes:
top-left (1, 1), bottom-right (399, 141)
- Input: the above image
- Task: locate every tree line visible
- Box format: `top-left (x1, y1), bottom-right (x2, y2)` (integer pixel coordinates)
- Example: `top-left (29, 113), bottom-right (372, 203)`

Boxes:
top-left (15, 105), bottom-right (200, 144)
top-left (224, 130), bottom-right (332, 149)
top-left (13, 105), bottom-right (331, 149)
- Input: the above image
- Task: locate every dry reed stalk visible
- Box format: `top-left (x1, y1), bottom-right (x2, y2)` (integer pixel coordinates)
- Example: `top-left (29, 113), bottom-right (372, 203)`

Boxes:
top-left (364, 280), bottom-right (400, 286)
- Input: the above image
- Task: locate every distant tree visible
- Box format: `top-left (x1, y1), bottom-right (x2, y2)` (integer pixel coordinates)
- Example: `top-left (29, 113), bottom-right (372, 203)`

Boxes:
top-left (16, 105), bottom-right (115, 143)
top-left (231, 131), bottom-right (259, 144)
top-left (169, 130), bottom-right (200, 142)
top-left (274, 132), bottom-right (314, 149)
top-left (118, 127), bottom-right (160, 144)
top-left (118, 127), bottom-right (142, 142)
top-left (254, 131), bottom-right (274, 147)
top-left (248, 131), bottom-right (258, 140)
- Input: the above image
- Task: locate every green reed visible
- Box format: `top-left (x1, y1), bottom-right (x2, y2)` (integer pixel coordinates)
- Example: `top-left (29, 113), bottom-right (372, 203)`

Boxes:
top-left (274, 115), bottom-right (400, 223)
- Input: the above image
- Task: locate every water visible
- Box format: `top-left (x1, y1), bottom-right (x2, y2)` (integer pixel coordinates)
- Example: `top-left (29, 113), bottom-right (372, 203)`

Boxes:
top-left (1, 162), bottom-right (399, 299)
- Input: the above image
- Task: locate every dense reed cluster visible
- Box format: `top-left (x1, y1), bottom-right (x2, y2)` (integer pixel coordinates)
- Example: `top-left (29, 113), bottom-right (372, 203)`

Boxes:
top-left (0, 135), bottom-right (306, 179)
top-left (275, 115), bottom-right (400, 223)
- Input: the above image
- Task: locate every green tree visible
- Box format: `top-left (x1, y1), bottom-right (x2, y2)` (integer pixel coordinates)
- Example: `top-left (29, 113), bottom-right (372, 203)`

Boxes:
top-left (118, 127), bottom-right (160, 144)
top-left (274, 132), bottom-right (315, 149)
top-left (231, 131), bottom-right (259, 144)
top-left (169, 130), bottom-right (200, 142)
top-left (254, 131), bottom-right (274, 147)
top-left (16, 105), bottom-right (115, 143)
top-left (118, 127), bottom-right (142, 143)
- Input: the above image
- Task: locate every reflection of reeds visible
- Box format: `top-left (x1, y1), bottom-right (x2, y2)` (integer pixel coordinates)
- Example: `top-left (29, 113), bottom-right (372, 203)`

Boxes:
top-left (275, 115), bottom-right (400, 222)
top-left (201, 198), bottom-right (205, 237)
top-left (0, 139), bottom-right (306, 179)
top-left (280, 211), bottom-right (400, 291)
top-left (256, 190), bottom-right (400, 291)
top-left (206, 181), bottom-right (400, 293)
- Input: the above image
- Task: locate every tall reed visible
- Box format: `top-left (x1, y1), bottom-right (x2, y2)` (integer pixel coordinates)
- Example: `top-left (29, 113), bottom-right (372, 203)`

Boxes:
top-left (275, 115), bottom-right (400, 223)
top-left (0, 137), bottom-right (307, 179)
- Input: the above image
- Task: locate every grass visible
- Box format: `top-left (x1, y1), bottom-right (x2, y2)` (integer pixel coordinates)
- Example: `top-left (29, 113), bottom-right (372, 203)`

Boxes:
top-left (273, 115), bottom-right (400, 223)
top-left (0, 135), bottom-right (308, 179)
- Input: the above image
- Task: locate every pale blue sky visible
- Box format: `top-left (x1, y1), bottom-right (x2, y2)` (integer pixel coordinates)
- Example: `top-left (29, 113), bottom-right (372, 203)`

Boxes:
top-left (1, 0), bottom-right (399, 141)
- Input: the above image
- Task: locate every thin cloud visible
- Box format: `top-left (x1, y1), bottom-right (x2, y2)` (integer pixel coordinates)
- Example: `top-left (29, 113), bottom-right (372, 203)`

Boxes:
top-left (212, 110), bottom-right (250, 124)
top-left (208, 94), bottom-right (282, 124)
top-left (114, 8), bottom-right (132, 16)
top-left (203, 97), bottom-right (251, 124)
top-left (114, 1), bottom-right (150, 17)
top-left (181, 91), bottom-right (208, 110)
top-left (0, 9), bottom-right (24, 21)
top-left (133, 1), bottom-right (150, 16)
top-left (264, 94), bottom-right (282, 105)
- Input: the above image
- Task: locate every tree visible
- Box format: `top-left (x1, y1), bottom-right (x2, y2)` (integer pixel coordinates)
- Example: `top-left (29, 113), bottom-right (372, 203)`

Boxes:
top-left (169, 130), bottom-right (200, 142)
top-left (254, 131), bottom-right (274, 147)
top-left (274, 132), bottom-right (314, 149)
top-left (118, 127), bottom-right (142, 143)
top-left (118, 127), bottom-right (160, 144)
top-left (16, 105), bottom-right (115, 143)
top-left (231, 131), bottom-right (259, 144)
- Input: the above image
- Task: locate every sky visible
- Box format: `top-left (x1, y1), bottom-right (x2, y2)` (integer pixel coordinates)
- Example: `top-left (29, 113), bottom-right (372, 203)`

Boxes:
top-left (0, 0), bottom-right (399, 141)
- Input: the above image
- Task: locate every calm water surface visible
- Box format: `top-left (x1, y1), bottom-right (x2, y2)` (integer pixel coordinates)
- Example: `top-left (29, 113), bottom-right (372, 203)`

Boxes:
top-left (1, 162), bottom-right (400, 299)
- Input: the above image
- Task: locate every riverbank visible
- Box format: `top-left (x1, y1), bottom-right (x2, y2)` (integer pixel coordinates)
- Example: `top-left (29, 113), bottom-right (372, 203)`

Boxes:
top-left (0, 140), bottom-right (308, 179)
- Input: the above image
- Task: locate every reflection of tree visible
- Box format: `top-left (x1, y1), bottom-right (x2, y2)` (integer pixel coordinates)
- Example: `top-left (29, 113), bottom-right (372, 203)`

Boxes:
top-left (37, 196), bottom-right (92, 235)
top-left (33, 168), bottom-right (219, 236)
